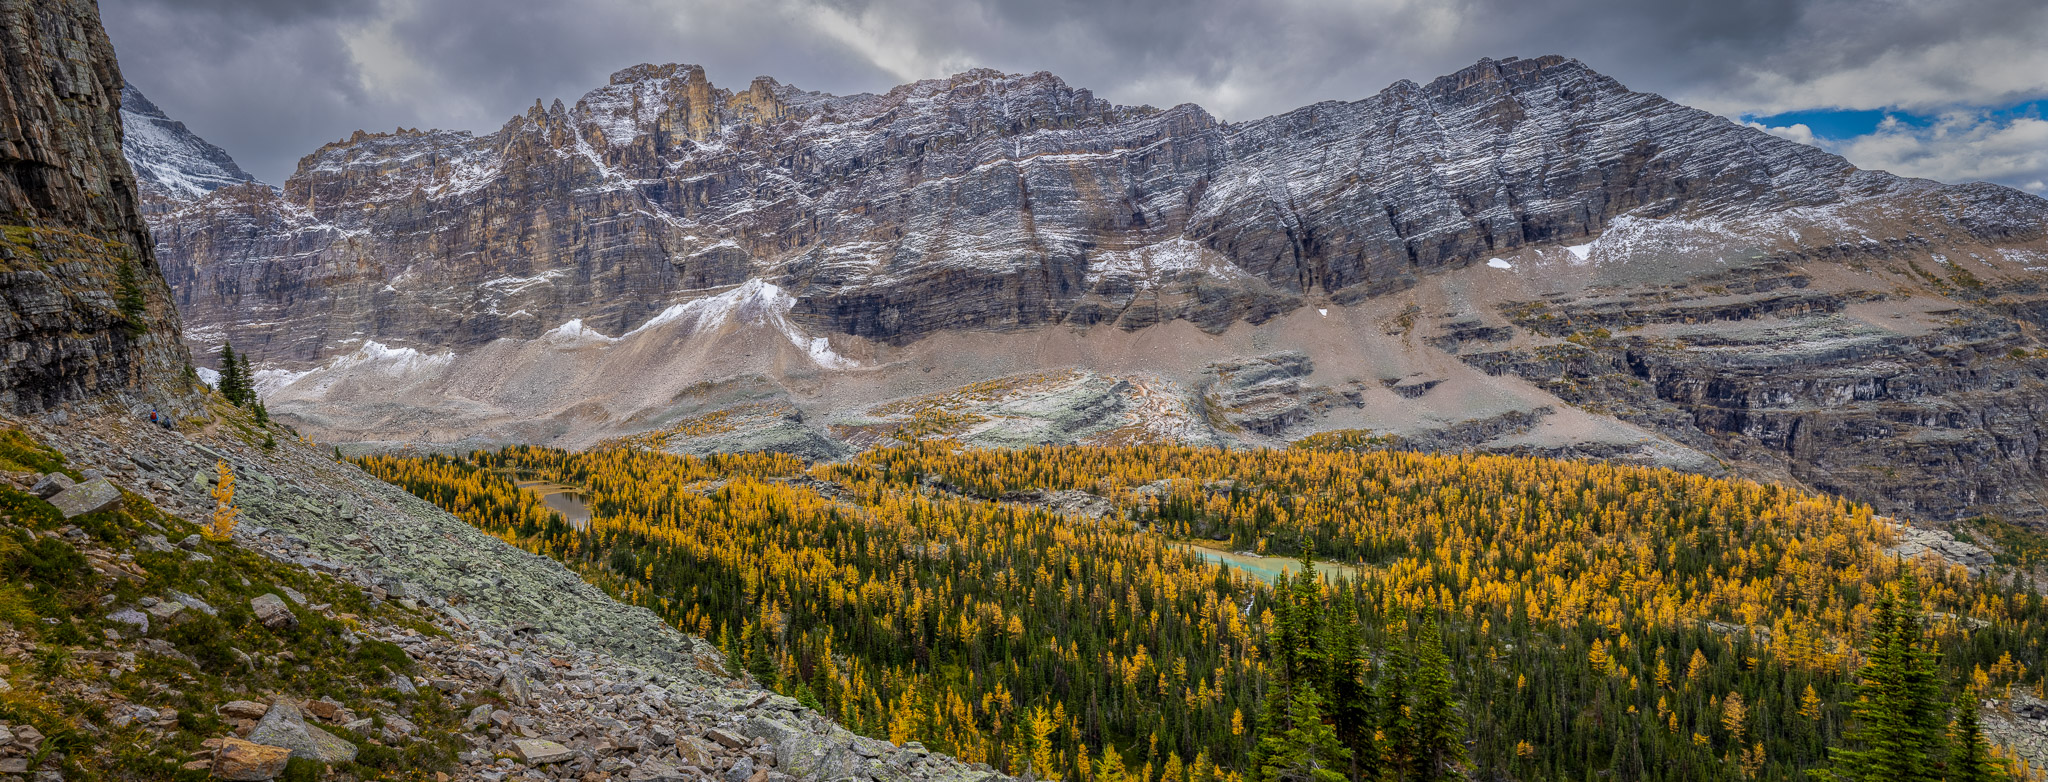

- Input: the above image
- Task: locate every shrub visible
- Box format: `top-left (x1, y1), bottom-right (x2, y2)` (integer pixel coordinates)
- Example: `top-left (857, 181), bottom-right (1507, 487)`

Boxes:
top-left (280, 757), bottom-right (324, 782)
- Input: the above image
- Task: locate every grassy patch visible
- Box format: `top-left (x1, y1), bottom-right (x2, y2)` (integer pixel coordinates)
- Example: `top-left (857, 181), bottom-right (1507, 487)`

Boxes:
top-left (0, 428), bottom-right (67, 475)
top-left (0, 428), bottom-right (458, 780)
top-left (1962, 516), bottom-right (2048, 570)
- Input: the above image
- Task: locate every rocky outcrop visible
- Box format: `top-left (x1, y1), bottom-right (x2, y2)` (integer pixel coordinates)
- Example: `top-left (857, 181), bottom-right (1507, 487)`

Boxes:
top-left (0, 0), bottom-right (189, 412)
top-left (1199, 352), bottom-right (1361, 435)
top-left (1985, 692), bottom-right (2048, 773)
top-left (1457, 262), bottom-right (2048, 525)
top-left (119, 85), bottom-right (257, 209)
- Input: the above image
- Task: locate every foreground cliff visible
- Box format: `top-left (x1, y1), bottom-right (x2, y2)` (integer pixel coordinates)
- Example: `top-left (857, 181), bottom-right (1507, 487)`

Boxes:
top-left (0, 0), bottom-right (188, 412)
top-left (145, 57), bottom-right (2048, 527)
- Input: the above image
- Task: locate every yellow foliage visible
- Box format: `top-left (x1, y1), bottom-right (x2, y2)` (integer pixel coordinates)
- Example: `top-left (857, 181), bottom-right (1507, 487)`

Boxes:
top-left (207, 459), bottom-right (237, 541)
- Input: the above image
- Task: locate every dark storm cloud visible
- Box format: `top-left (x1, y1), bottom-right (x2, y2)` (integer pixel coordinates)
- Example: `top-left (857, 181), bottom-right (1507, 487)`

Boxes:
top-left (101, 0), bottom-right (2048, 189)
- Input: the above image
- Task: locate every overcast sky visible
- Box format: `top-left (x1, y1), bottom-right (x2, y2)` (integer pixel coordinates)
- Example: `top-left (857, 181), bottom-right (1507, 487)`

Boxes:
top-left (103, 0), bottom-right (2048, 194)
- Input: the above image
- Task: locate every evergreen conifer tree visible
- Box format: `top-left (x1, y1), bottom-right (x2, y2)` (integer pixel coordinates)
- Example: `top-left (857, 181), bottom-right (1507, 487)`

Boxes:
top-left (217, 343), bottom-right (241, 403)
top-left (1947, 694), bottom-right (2007, 782)
top-left (1253, 684), bottom-right (1349, 782)
top-left (1824, 577), bottom-right (1949, 782)
top-left (1322, 595), bottom-right (1378, 777)
top-left (1376, 605), bottom-right (1416, 774)
top-left (236, 352), bottom-right (255, 406)
top-left (1409, 612), bottom-right (1466, 780)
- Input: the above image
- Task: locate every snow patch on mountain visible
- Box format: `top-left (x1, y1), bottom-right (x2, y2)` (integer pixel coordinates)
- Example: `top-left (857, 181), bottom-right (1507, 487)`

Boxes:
top-left (541, 319), bottom-right (617, 348)
top-left (252, 366), bottom-right (317, 396)
top-left (263, 341), bottom-right (459, 398)
top-left (624, 279), bottom-right (856, 369)
top-left (1087, 238), bottom-right (1249, 288)
top-left (480, 270), bottom-right (568, 297)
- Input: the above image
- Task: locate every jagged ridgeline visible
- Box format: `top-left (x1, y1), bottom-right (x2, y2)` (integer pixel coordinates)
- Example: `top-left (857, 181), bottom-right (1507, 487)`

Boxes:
top-left (359, 444), bottom-right (2048, 782)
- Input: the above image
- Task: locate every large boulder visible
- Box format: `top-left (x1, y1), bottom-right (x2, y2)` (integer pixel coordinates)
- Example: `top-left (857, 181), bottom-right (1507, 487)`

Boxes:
top-left (48, 478), bottom-right (122, 518)
top-left (249, 594), bottom-right (296, 629)
top-left (246, 699), bottom-right (356, 764)
top-left (214, 738), bottom-right (293, 781)
top-left (497, 667), bottom-right (531, 706)
top-left (512, 738), bottom-right (575, 764)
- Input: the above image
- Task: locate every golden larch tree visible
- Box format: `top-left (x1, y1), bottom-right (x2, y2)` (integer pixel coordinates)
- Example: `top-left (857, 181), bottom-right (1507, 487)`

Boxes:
top-left (208, 459), bottom-right (237, 540)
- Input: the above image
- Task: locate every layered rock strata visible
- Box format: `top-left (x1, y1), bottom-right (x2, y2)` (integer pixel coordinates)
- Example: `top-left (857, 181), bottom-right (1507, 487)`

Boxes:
top-left (0, 0), bottom-right (190, 412)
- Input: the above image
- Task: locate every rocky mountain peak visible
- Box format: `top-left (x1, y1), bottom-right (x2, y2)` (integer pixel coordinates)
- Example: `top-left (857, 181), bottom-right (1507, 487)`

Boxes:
top-left (119, 85), bottom-right (259, 207)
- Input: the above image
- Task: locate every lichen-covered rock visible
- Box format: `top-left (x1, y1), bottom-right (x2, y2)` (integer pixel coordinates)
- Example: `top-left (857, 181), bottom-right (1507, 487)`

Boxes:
top-left (30, 472), bottom-right (73, 497)
top-left (512, 738), bottom-right (575, 764)
top-left (107, 607), bottom-right (148, 634)
top-left (246, 699), bottom-right (356, 764)
top-left (249, 593), bottom-right (295, 629)
top-left (48, 478), bottom-right (123, 517)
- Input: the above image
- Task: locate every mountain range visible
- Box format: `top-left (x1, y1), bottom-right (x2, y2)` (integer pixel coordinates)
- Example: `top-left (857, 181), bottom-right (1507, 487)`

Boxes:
top-left (131, 56), bottom-right (2048, 527)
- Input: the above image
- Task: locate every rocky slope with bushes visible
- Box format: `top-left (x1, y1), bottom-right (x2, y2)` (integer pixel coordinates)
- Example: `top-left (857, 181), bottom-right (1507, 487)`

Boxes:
top-left (1, 407), bottom-right (1009, 781)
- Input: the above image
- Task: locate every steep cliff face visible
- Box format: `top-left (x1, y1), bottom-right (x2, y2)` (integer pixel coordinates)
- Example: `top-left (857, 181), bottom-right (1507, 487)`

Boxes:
top-left (0, 0), bottom-right (188, 412)
top-left (120, 84), bottom-right (258, 209)
top-left (147, 55), bottom-right (2048, 526)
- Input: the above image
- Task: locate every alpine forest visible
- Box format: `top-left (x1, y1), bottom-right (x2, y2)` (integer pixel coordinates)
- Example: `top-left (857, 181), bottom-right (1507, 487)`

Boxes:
top-left (355, 442), bottom-right (2048, 782)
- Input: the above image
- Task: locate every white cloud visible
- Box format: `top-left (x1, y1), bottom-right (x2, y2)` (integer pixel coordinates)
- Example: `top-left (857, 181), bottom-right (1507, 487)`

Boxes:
top-left (1742, 120), bottom-right (1820, 147)
top-left (1697, 34), bottom-right (2048, 117)
top-left (1830, 113), bottom-right (2048, 194)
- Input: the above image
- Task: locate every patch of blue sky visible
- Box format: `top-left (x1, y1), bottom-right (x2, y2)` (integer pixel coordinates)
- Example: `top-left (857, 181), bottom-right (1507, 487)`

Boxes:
top-left (1744, 98), bottom-right (2048, 141)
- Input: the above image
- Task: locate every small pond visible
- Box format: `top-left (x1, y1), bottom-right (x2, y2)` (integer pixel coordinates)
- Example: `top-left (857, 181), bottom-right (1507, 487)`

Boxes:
top-left (1175, 543), bottom-right (1363, 584)
top-left (515, 480), bottom-right (591, 530)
